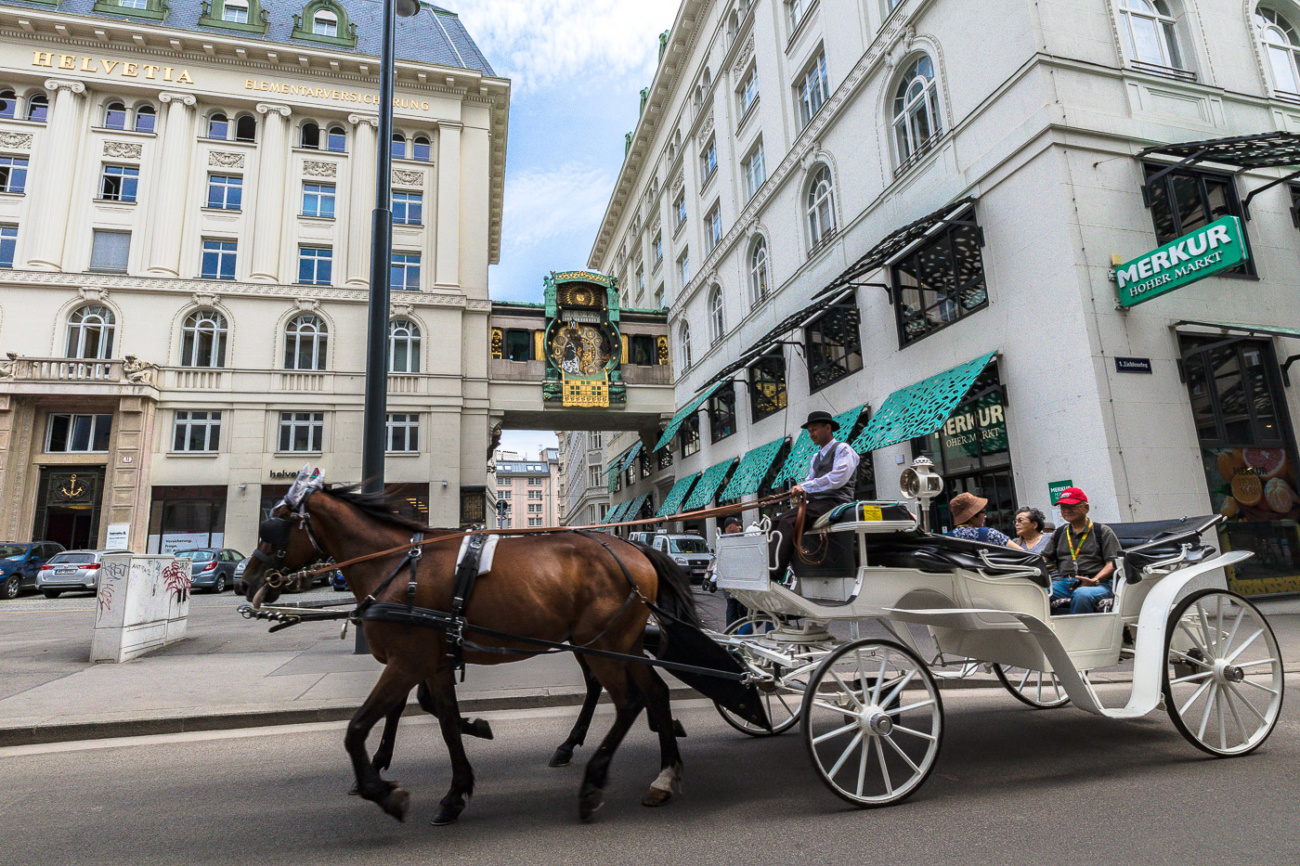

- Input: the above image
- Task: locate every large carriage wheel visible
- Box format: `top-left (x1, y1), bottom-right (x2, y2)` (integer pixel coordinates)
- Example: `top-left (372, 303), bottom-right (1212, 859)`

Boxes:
top-left (993, 664), bottom-right (1071, 709)
top-left (1163, 589), bottom-right (1284, 757)
top-left (802, 638), bottom-right (943, 808)
top-left (715, 614), bottom-right (805, 737)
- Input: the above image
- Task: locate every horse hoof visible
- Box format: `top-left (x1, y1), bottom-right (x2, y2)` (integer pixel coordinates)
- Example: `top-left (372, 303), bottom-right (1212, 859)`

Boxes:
top-left (348, 783), bottom-right (359, 796)
top-left (380, 786), bottom-right (410, 823)
top-left (548, 747), bottom-right (573, 768)
top-left (578, 789), bottom-right (604, 823)
top-left (431, 807), bottom-right (459, 826)
top-left (642, 787), bottom-right (673, 808)
top-left (468, 719), bottom-right (494, 740)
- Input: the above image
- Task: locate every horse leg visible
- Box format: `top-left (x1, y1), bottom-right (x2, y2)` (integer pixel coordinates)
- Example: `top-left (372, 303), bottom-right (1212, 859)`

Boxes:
top-left (418, 680), bottom-right (493, 741)
top-left (424, 666), bottom-right (476, 826)
top-left (632, 664), bottom-right (683, 808)
top-left (550, 656), bottom-right (603, 768)
top-left (345, 664), bottom-right (418, 822)
top-left (578, 660), bottom-right (645, 823)
top-left (349, 693), bottom-right (409, 795)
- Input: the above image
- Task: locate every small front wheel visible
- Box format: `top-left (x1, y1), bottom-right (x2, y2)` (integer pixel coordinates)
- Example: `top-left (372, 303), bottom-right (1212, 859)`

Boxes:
top-left (802, 638), bottom-right (943, 808)
top-left (993, 664), bottom-right (1071, 708)
top-left (715, 614), bottom-right (804, 737)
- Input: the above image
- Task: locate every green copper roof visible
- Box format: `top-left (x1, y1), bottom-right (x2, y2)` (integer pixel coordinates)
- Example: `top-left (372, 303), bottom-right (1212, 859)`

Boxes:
top-left (682, 458), bottom-right (736, 511)
top-left (852, 352), bottom-right (995, 453)
top-left (656, 473), bottom-right (700, 517)
top-left (653, 381), bottom-right (727, 451)
top-left (772, 405), bottom-right (867, 487)
top-left (719, 438), bottom-right (788, 503)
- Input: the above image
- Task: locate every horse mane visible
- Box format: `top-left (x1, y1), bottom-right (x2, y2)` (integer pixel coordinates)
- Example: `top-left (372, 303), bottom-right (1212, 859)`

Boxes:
top-left (322, 482), bottom-right (441, 533)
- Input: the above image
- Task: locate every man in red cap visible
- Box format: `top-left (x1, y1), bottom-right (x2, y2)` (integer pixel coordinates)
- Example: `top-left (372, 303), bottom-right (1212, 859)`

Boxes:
top-left (1043, 487), bottom-right (1121, 614)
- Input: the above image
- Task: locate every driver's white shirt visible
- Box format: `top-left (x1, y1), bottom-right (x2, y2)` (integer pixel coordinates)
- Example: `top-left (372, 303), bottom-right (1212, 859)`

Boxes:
top-left (801, 440), bottom-right (860, 495)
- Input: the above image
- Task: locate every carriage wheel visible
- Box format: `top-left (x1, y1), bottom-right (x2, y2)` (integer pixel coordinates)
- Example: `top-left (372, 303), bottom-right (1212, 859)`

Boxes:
top-left (715, 614), bottom-right (805, 737)
top-left (993, 664), bottom-right (1071, 709)
top-left (1163, 589), bottom-right (1284, 757)
top-left (802, 638), bottom-right (943, 808)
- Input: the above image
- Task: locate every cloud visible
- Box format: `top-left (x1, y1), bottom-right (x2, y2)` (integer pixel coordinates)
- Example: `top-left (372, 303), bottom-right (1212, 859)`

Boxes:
top-left (501, 162), bottom-right (615, 251)
top-left (455, 0), bottom-right (680, 92)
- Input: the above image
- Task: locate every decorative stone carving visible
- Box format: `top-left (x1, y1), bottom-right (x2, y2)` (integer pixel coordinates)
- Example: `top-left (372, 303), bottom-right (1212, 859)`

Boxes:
top-left (303, 160), bottom-right (337, 178)
top-left (390, 302), bottom-right (414, 319)
top-left (191, 292), bottom-right (219, 308)
top-left (77, 286), bottom-right (107, 302)
top-left (733, 35), bottom-right (755, 76)
top-left (348, 113), bottom-right (379, 129)
top-left (255, 102), bottom-right (292, 117)
top-left (0, 132), bottom-right (32, 150)
top-left (700, 111), bottom-right (715, 138)
top-left (294, 297), bottom-right (320, 311)
top-left (103, 141), bottom-right (142, 159)
top-left (122, 355), bottom-right (157, 385)
top-left (157, 91), bottom-right (196, 106)
top-left (392, 169), bottom-right (424, 186)
top-left (0, 352), bottom-right (17, 380)
top-left (209, 151), bottom-right (245, 169)
top-left (44, 79), bottom-right (86, 95)
top-left (671, 173), bottom-right (684, 195)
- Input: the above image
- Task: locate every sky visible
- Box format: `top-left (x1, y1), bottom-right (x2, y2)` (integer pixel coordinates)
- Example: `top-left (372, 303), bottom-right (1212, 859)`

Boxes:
top-left (453, 0), bottom-right (681, 451)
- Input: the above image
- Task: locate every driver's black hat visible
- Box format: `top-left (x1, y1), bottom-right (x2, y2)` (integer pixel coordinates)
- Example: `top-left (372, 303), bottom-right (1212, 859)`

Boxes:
top-left (800, 410), bottom-right (835, 429)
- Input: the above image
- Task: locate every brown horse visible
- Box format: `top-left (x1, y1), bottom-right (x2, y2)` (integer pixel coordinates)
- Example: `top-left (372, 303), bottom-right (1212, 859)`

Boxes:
top-left (240, 479), bottom-right (697, 825)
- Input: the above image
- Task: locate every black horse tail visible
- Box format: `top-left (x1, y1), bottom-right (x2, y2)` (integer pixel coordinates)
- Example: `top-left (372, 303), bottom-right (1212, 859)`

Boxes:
top-left (635, 542), bottom-right (701, 630)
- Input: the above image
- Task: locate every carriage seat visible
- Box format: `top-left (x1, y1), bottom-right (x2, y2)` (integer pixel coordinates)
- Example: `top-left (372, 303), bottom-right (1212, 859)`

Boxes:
top-left (866, 532), bottom-right (1051, 588)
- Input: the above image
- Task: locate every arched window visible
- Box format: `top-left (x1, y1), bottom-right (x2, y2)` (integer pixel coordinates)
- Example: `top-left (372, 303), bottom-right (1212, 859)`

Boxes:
top-left (893, 55), bottom-right (942, 164)
top-left (679, 321), bottom-right (693, 372)
top-left (388, 319), bottom-right (421, 373)
top-left (223, 0), bottom-right (249, 23)
top-left (300, 121), bottom-right (321, 149)
top-left (708, 286), bottom-right (725, 345)
top-left (1257, 7), bottom-right (1300, 94)
top-left (412, 135), bottom-right (431, 161)
top-left (0, 90), bottom-right (15, 120)
top-left (235, 114), bottom-right (257, 142)
top-left (749, 236), bottom-right (770, 306)
top-left (326, 125), bottom-right (346, 153)
top-left (207, 112), bottom-right (229, 140)
top-left (391, 132), bottom-right (406, 160)
top-left (103, 101), bottom-right (128, 130)
top-left (1118, 0), bottom-right (1183, 69)
top-left (25, 93), bottom-right (48, 123)
top-left (313, 9), bottom-right (338, 37)
top-left (805, 166), bottom-right (836, 250)
top-left (180, 310), bottom-right (229, 368)
top-left (65, 305), bottom-right (116, 360)
top-left (284, 314), bottom-right (328, 371)
top-left (134, 103), bottom-right (155, 133)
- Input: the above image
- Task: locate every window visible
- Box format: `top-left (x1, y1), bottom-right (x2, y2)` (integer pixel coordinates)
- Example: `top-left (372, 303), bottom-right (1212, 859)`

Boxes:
top-left (527, 477), bottom-right (543, 487)
top-left (677, 250), bottom-right (690, 288)
top-left (313, 9), bottom-right (338, 37)
top-left (673, 192), bottom-right (687, 229)
top-left (806, 300), bottom-right (862, 391)
top-left (297, 246), bottom-right (332, 285)
top-left (1118, 0), bottom-right (1184, 71)
top-left (302, 183), bottom-right (335, 218)
top-left (700, 136), bottom-right (718, 182)
top-left (327, 126), bottom-right (346, 152)
top-left (679, 413), bottom-right (701, 457)
top-left (1144, 163), bottom-right (1253, 276)
top-left (749, 236), bottom-right (770, 306)
top-left (505, 329), bottom-right (532, 361)
top-left (705, 204), bottom-right (722, 252)
top-left (46, 414), bottom-right (112, 453)
top-left (279, 412), bottom-right (324, 452)
top-left (499, 488), bottom-right (512, 499)
top-left (207, 174), bottom-right (242, 210)
top-left (806, 165), bottom-right (836, 251)
top-left (284, 313), bottom-right (328, 370)
top-left (708, 285), bottom-right (725, 344)
top-left (391, 253), bottom-right (421, 291)
top-left (588, 466), bottom-right (602, 488)
top-left (120, 0), bottom-right (148, 8)
top-left (749, 351), bottom-right (787, 421)
top-left (796, 52), bottom-right (829, 129)
top-left (709, 384), bottom-right (736, 442)
top-left (223, 0), bottom-right (249, 23)
top-left (26, 93), bottom-right (48, 123)
top-left (134, 104), bottom-right (155, 133)
top-left (103, 101), bottom-right (127, 130)
top-left (892, 209), bottom-right (987, 346)
top-left (0, 224), bottom-right (15, 268)
top-left (392, 191), bottom-right (423, 224)
top-left (207, 112), bottom-right (229, 140)
top-left (388, 318), bottom-right (421, 373)
top-left (743, 142), bottom-right (766, 200)
top-left (893, 55), bottom-right (943, 168)
top-left (654, 284), bottom-right (665, 308)
top-left (300, 121), bottom-right (320, 149)
top-left (630, 334), bottom-right (657, 365)
top-left (528, 489), bottom-right (543, 500)
top-left (0, 90), bottom-right (14, 119)
top-left (0, 156), bottom-right (29, 193)
top-left (591, 432), bottom-right (602, 449)
top-left (89, 229), bottom-right (130, 272)
top-left (412, 135), bottom-right (431, 161)
top-left (652, 233), bottom-right (663, 269)
top-left (66, 305), bottom-right (117, 358)
top-left (391, 133), bottom-right (406, 160)
top-left (173, 410), bottom-right (221, 452)
top-left (679, 321), bottom-right (693, 372)
top-left (738, 65), bottom-right (759, 117)
top-left (635, 265), bottom-right (645, 298)
top-left (235, 115), bottom-right (256, 142)
top-left (99, 165), bottom-right (139, 202)
top-left (528, 517), bottom-right (543, 527)
top-left (181, 310), bottom-right (229, 367)
top-left (1257, 7), bottom-right (1300, 95)
top-left (528, 503), bottom-right (542, 513)
top-left (788, 0), bottom-right (811, 31)
top-left (386, 413), bottom-right (420, 453)
top-left (200, 239), bottom-right (237, 280)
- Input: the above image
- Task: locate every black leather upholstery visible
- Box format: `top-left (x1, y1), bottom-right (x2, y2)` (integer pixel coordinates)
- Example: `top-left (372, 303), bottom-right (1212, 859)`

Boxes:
top-left (867, 532), bottom-right (1051, 587)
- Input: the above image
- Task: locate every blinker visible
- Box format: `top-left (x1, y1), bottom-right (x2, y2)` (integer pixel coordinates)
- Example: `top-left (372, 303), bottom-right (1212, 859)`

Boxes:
top-left (259, 517), bottom-right (292, 547)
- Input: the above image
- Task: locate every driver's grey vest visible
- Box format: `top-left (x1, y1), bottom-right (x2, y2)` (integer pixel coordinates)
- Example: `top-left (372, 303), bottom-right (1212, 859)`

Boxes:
top-left (809, 441), bottom-right (854, 505)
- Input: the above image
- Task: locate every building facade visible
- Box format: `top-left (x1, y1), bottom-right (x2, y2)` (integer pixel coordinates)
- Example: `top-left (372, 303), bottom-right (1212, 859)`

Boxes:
top-left (0, 0), bottom-right (507, 554)
top-left (591, 0), bottom-right (1300, 596)
top-left (492, 448), bottom-right (561, 529)
top-left (560, 429), bottom-right (611, 526)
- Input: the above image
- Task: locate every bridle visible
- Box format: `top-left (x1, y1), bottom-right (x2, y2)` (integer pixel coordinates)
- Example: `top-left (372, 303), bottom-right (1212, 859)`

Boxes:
top-left (252, 494), bottom-right (327, 589)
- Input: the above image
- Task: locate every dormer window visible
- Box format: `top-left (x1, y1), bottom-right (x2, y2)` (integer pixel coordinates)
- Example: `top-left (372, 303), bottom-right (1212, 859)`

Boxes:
top-left (224, 0), bottom-right (249, 22)
top-left (120, 0), bottom-right (147, 8)
top-left (313, 9), bottom-right (338, 37)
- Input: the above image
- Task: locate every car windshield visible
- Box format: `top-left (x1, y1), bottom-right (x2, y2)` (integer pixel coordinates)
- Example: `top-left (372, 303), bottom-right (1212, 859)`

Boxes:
top-left (175, 551), bottom-right (215, 561)
top-left (670, 538), bottom-right (709, 554)
top-left (0, 545), bottom-right (31, 560)
top-left (49, 553), bottom-right (95, 564)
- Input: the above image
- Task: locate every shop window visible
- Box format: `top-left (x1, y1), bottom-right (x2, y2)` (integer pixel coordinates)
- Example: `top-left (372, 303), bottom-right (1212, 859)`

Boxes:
top-left (279, 411), bottom-right (324, 452)
top-left (148, 485), bottom-right (228, 554)
top-left (504, 329), bottom-right (532, 361)
top-left (386, 413), bottom-right (420, 453)
top-left (173, 410), bottom-right (222, 452)
top-left (1144, 163), bottom-right (1254, 276)
top-left (749, 350), bottom-right (787, 422)
top-left (388, 318), bottom-right (421, 373)
top-left (65, 304), bottom-right (116, 358)
top-left (679, 413), bottom-right (701, 458)
top-left (891, 209), bottom-right (986, 347)
top-left (181, 310), bottom-right (229, 367)
top-left (46, 414), bottom-right (113, 453)
top-left (709, 384), bottom-right (736, 443)
top-left (806, 299), bottom-right (863, 392)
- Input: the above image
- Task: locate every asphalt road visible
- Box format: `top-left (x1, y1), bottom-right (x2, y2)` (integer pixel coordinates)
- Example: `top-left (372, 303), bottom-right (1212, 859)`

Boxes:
top-left (4, 683), bottom-right (1299, 866)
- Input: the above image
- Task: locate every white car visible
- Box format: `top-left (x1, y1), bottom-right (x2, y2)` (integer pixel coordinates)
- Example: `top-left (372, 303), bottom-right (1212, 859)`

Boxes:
top-left (650, 534), bottom-right (713, 583)
top-left (36, 549), bottom-right (131, 598)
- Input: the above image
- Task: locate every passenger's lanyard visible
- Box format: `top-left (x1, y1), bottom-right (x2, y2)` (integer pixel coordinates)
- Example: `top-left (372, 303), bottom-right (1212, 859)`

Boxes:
top-left (1066, 520), bottom-right (1092, 562)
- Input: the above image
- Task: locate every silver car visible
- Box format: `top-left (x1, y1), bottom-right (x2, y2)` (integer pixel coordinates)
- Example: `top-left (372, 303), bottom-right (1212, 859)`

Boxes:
top-left (36, 549), bottom-right (131, 598)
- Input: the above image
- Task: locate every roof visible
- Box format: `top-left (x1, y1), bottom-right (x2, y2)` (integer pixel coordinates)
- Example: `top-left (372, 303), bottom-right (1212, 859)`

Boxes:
top-left (0, 0), bottom-right (495, 74)
top-left (496, 460), bottom-right (552, 475)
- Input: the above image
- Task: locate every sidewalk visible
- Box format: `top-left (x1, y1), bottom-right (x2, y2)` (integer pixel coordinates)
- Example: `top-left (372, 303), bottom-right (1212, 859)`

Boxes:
top-left (2, 595), bottom-right (1297, 747)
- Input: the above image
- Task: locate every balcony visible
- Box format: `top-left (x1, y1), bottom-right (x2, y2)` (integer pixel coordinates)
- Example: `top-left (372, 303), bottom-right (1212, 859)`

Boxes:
top-left (0, 354), bottom-right (159, 395)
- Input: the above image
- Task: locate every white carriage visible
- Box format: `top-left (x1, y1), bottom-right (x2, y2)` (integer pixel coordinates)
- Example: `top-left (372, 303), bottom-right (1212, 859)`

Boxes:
top-left (710, 463), bottom-right (1285, 808)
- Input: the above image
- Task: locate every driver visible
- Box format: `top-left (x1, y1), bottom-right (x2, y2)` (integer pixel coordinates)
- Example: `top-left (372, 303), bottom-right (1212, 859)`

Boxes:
top-left (769, 411), bottom-right (859, 577)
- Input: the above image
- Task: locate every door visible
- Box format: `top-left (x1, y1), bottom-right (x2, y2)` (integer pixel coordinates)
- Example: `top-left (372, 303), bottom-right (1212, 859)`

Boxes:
top-left (34, 467), bottom-right (105, 550)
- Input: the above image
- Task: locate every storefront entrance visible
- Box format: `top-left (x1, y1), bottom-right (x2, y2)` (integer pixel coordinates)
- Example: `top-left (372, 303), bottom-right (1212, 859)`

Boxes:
top-left (147, 485), bottom-right (228, 554)
top-left (34, 466), bottom-right (105, 549)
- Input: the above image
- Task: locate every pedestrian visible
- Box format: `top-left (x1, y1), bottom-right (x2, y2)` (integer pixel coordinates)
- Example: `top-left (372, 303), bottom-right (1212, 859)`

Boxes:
top-left (1012, 506), bottom-right (1050, 555)
top-left (944, 491), bottom-right (1019, 548)
top-left (1043, 487), bottom-right (1121, 614)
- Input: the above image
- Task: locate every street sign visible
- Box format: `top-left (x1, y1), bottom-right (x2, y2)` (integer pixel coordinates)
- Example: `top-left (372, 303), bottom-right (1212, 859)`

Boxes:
top-left (1112, 216), bottom-right (1248, 308)
top-left (1115, 356), bottom-right (1153, 374)
top-left (1049, 479), bottom-right (1074, 506)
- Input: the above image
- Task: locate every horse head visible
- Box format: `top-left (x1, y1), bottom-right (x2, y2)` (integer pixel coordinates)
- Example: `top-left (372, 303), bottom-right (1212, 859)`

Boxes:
top-left (242, 465), bottom-right (325, 606)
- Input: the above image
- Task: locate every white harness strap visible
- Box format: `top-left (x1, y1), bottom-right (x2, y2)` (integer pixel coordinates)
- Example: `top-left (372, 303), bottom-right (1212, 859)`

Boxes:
top-left (456, 534), bottom-right (500, 575)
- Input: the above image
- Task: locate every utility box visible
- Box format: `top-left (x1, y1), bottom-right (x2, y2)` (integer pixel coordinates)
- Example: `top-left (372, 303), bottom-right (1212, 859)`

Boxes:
top-left (91, 554), bottom-right (191, 663)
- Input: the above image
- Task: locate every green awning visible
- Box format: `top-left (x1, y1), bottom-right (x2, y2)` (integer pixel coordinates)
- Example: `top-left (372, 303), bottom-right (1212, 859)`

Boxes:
top-left (852, 352), bottom-right (995, 453)
top-left (719, 438), bottom-right (787, 502)
top-left (653, 381), bottom-right (727, 451)
top-left (1173, 320), bottom-right (1300, 339)
top-left (603, 499), bottom-right (631, 525)
top-left (618, 441), bottom-right (644, 472)
top-left (624, 492), bottom-right (651, 522)
top-left (606, 461), bottom-right (621, 495)
top-left (682, 458), bottom-right (736, 511)
top-left (656, 473), bottom-right (700, 517)
top-left (771, 405), bottom-right (866, 487)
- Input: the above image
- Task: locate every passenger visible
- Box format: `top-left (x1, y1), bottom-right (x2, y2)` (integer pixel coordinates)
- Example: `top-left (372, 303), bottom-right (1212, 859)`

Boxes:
top-left (768, 411), bottom-right (859, 578)
top-left (1012, 506), bottom-right (1051, 555)
top-left (944, 492), bottom-right (1019, 548)
top-left (1043, 487), bottom-right (1121, 615)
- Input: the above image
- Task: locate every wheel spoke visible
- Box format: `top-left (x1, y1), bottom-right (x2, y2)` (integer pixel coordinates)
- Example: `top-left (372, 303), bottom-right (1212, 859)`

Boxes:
top-left (874, 735), bottom-right (893, 797)
top-left (1197, 684), bottom-right (1217, 743)
top-left (1223, 608), bottom-right (1245, 659)
top-left (1238, 678), bottom-right (1279, 696)
top-left (1035, 674), bottom-right (1043, 704)
top-left (1017, 668), bottom-right (1031, 690)
top-left (830, 670), bottom-right (865, 710)
top-left (1196, 603), bottom-right (1215, 655)
top-left (1235, 657), bottom-right (1279, 668)
top-left (775, 690), bottom-right (795, 718)
top-left (889, 698), bottom-right (935, 715)
top-left (1218, 688), bottom-right (1227, 751)
top-left (1178, 678), bottom-right (1213, 718)
top-left (1177, 621), bottom-right (1210, 659)
top-left (1170, 670), bottom-right (1213, 685)
top-left (1224, 681), bottom-right (1269, 725)
top-left (1222, 684), bottom-right (1249, 747)
top-left (890, 723), bottom-right (937, 742)
top-left (882, 731), bottom-right (922, 774)
top-left (1169, 649), bottom-right (1213, 669)
top-left (871, 650), bottom-right (889, 705)
top-left (813, 699), bottom-right (852, 715)
top-left (856, 731), bottom-right (869, 798)
top-left (1215, 595), bottom-right (1225, 657)
top-left (1225, 629), bottom-right (1264, 664)
top-left (827, 730), bottom-right (863, 779)
top-left (813, 720), bottom-right (860, 745)
top-left (880, 670), bottom-right (917, 711)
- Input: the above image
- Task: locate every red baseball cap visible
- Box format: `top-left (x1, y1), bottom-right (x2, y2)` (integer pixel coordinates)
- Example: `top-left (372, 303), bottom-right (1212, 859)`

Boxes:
top-left (1057, 487), bottom-right (1088, 506)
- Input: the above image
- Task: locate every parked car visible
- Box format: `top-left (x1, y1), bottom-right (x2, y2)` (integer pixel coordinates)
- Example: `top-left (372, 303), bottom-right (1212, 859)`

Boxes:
top-left (175, 548), bottom-right (244, 593)
top-left (628, 531), bottom-right (666, 547)
top-left (36, 549), bottom-right (131, 598)
top-left (233, 557), bottom-right (249, 596)
top-left (332, 568), bottom-right (349, 592)
top-left (0, 542), bottom-right (65, 599)
top-left (649, 534), bottom-right (713, 583)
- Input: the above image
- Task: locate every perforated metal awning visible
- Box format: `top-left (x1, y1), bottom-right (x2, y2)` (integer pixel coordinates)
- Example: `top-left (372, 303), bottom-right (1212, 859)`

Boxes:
top-left (653, 380), bottom-right (727, 451)
top-left (1138, 132), bottom-right (1300, 217)
top-left (618, 441), bottom-right (644, 472)
top-left (605, 461), bottom-right (621, 495)
top-left (603, 499), bottom-right (631, 525)
top-left (718, 437), bottom-right (788, 503)
top-left (681, 458), bottom-right (736, 512)
top-left (656, 473), bottom-right (700, 517)
top-left (623, 492), bottom-right (651, 522)
top-left (771, 405), bottom-right (867, 487)
top-left (851, 352), bottom-right (996, 453)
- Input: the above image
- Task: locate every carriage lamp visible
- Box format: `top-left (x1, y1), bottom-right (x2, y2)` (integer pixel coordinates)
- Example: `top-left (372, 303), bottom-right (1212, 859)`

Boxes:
top-left (899, 457), bottom-right (944, 532)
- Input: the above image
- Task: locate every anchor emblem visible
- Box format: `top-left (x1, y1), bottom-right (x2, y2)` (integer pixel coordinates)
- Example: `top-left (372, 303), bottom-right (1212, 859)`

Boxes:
top-left (59, 474), bottom-right (85, 499)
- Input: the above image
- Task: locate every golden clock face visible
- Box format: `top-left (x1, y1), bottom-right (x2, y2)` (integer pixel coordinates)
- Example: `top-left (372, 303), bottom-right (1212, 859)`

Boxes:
top-left (550, 324), bottom-right (610, 376)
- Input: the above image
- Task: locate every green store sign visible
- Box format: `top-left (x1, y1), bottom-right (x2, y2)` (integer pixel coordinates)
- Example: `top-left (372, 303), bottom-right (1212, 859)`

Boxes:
top-left (1113, 216), bottom-right (1248, 308)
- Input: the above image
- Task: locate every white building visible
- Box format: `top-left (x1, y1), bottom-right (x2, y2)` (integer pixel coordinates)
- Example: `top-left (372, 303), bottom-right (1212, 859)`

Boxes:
top-left (590, 0), bottom-right (1300, 597)
top-left (0, 0), bottom-right (508, 555)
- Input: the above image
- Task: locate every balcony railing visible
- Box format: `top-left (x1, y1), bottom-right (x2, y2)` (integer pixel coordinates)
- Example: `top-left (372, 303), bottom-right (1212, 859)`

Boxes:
top-left (0, 355), bottom-right (145, 384)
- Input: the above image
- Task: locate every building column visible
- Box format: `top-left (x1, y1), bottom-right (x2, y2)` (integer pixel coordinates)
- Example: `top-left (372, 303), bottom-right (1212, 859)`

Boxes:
top-left (146, 91), bottom-right (197, 276)
top-left (346, 112), bottom-right (378, 287)
top-left (434, 122), bottom-right (461, 288)
top-left (249, 103), bottom-right (292, 283)
top-left (24, 79), bottom-right (86, 271)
